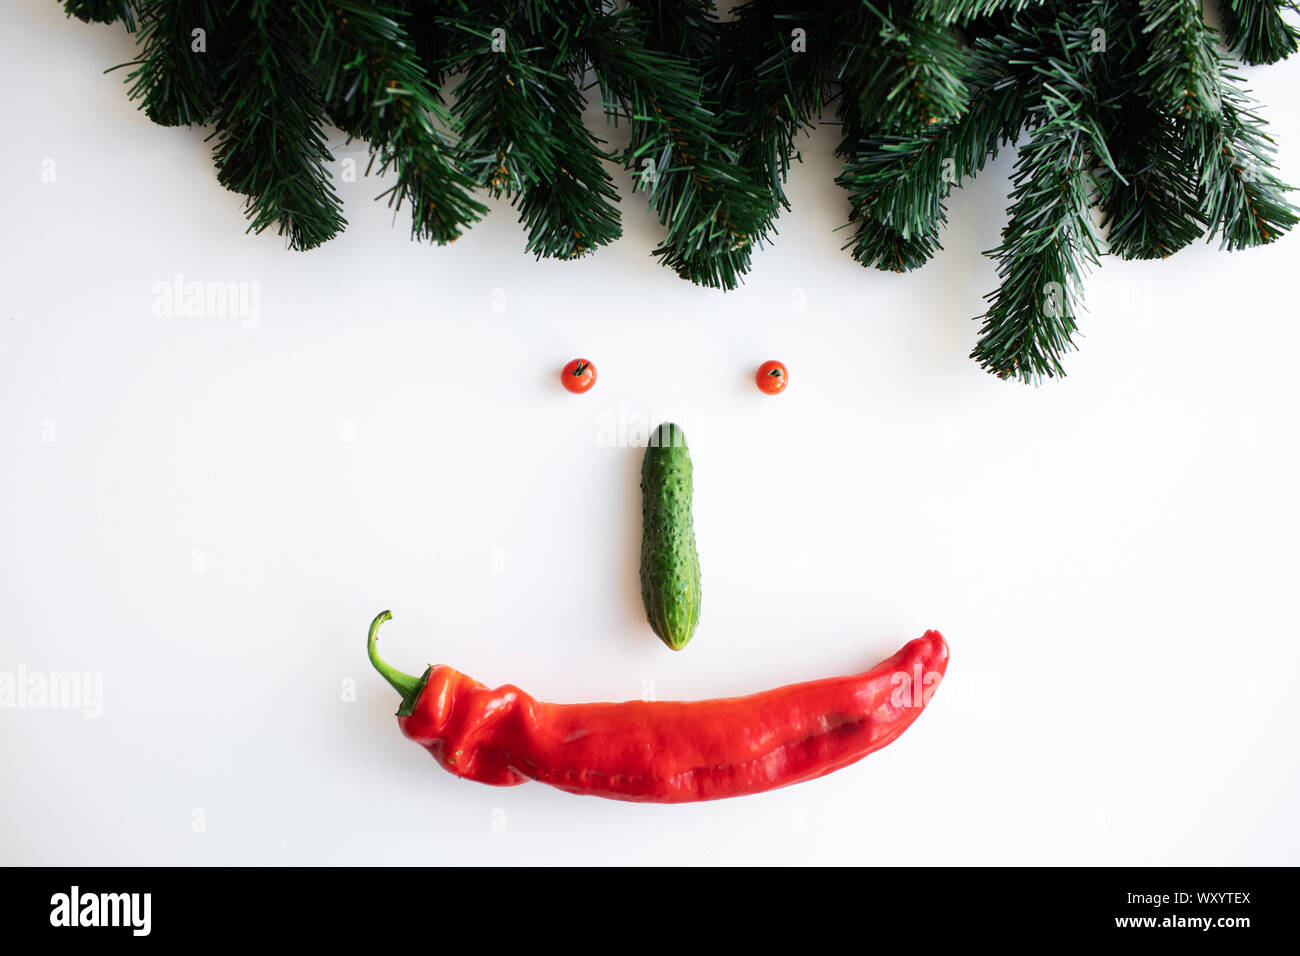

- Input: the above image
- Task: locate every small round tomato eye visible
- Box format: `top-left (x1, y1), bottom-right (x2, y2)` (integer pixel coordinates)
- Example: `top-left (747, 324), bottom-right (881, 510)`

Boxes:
top-left (561, 358), bottom-right (597, 393)
top-left (756, 360), bottom-right (787, 395)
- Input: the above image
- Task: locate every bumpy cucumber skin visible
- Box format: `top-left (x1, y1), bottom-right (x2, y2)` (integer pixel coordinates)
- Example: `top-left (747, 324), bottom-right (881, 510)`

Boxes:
top-left (640, 423), bottom-right (702, 650)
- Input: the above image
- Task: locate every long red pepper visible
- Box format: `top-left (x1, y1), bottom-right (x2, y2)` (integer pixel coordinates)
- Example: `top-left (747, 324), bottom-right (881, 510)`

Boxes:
top-left (368, 611), bottom-right (948, 803)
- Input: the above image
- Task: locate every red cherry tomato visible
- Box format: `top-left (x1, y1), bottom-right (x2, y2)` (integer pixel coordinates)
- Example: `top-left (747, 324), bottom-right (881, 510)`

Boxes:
top-left (756, 360), bottom-right (788, 395)
top-left (561, 358), bottom-right (597, 393)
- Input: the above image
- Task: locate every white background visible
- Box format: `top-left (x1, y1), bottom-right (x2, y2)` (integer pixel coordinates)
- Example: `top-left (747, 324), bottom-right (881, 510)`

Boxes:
top-left (3, 2), bottom-right (1298, 865)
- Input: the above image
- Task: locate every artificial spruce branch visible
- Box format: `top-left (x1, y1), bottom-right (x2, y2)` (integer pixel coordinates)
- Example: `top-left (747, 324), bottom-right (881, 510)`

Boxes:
top-left (63, 0), bottom-right (1300, 380)
top-left (835, 14), bottom-right (1046, 271)
top-left (63, 0), bottom-right (133, 28)
top-left (312, 1), bottom-right (486, 244)
top-left (970, 4), bottom-right (1112, 382)
top-left (713, 0), bottom-right (831, 221)
top-left (515, 65), bottom-right (623, 259)
top-left (838, 2), bottom-right (972, 132)
top-left (833, 80), bottom-right (1029, 271)
top-left (1133, 0), bottom-right (1297, 249)
top-left (1138, 0), bottom-right (1225, 119)
top-left (122, 1), bottom-right (220, 127)
top-left (1089, 12), bottom-right (1200, 260)
top-left (1218, 0), bottom-right (1300, 65)
top-left (441, 14), bottom-right (560, 196)
top-left (593, 0), bottom-right (770, 288)
top-left (208, 0), bottom-right (345, 250)
top-left (1095, 94), bottom-right (1206, 260)
top-left (1194, 77), bottom-right (1299, 249)
top-left (971, 89), bottom-right (1104, 381)
top-left (435, 1), bottom-right (624, 257)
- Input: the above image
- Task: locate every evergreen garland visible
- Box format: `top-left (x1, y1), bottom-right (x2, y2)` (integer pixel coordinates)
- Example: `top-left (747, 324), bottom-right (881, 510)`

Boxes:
top-left (63, 0), bottom-right (1298, 382)
top-left (1219, 0), bottom-right (1299, 65)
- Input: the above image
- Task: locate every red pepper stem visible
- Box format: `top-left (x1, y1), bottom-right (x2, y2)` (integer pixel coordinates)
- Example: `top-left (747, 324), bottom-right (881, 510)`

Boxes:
top-left (367, 611), bottom-right (424, 711)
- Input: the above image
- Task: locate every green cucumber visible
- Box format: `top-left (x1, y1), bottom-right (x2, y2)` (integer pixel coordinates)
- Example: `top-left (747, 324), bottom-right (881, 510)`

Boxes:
top-left (640, 422), bottom-right (701, 650)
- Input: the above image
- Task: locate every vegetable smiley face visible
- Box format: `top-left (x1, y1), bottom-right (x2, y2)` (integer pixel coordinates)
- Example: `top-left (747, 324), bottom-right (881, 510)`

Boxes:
top-left (367, 357), bottom-right (951, 804)
top-left (561, 358), bottom-right (598, 393)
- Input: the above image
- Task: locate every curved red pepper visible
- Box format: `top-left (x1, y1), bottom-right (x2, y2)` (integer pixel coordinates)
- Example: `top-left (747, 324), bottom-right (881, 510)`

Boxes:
top-left (368, 611), bottom-right (948, 803)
